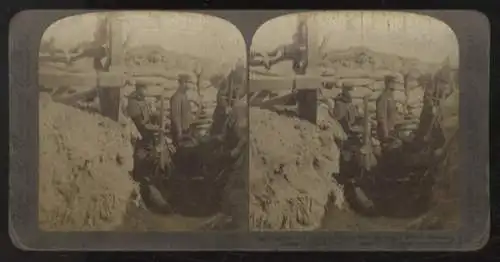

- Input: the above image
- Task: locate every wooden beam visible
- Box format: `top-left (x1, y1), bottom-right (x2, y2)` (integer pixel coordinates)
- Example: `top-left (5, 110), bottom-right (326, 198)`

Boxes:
top-left (98, 14), bottom-right (124, 121)
top-left (305, 14), bottom-right (320, 71)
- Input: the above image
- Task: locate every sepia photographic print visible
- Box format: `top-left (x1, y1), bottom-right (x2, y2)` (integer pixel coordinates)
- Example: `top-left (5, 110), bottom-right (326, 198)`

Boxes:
top-left (249, 11), bottom-right (461, 231)
top-left (37, 11), bottom-right (248, 232)
top-left (10, 10), bottom-right (489, 250)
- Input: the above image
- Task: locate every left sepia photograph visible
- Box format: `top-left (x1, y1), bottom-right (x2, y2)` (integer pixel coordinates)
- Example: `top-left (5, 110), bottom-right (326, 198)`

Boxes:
top-left (38, 11), bottom-right (248, 232)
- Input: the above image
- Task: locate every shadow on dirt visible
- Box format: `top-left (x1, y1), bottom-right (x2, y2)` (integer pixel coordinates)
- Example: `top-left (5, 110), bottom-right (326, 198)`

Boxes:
top-left (132, 137), bottom-right (231, 218)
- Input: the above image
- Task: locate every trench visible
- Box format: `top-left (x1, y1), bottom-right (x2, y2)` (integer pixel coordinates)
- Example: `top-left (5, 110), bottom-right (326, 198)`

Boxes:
top-left (320, 134), bottom-right (460, 231)
top-left (117, 128), bottom-right (231, 231)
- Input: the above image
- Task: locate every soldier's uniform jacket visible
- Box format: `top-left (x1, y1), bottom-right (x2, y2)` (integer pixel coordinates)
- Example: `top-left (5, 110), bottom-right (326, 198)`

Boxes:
top-left (127, 91), bottom-right (154, 144)
top-left (211, 77), bottom-right (232, 136)
top-left (211, 70), bottom-right (246, 136)
top-left (414, 77), bottom-right (446, 149)
top-left (376, 90), bottom-right (398, 141)
top-left (332, 93), bottom-right (358, 135)
top-left (169, 89), bottom-right (192, 145)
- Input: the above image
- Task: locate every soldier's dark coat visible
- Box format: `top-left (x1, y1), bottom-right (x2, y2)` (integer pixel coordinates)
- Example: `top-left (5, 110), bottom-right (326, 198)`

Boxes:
top-left (169, 89), bottom-right (192, 146)
top-left (127, 91), bottom-right (154, 144)
top-left (332, 93), bottom-right (358, 135)
top-left (376, 90), bottom-right (397, 141)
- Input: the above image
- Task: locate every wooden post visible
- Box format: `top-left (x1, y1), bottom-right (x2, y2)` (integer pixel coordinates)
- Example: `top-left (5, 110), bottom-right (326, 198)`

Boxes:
top-left (296, 87), bottom-right (317, 124)
top-left (305, 14), bottom-right (320, 73)
top-left (294, 15), bottom-right (321, 125)
top-left (98, 13), bottom-right (124, 121)
top-left (296, 14), bottom-right (309, 75)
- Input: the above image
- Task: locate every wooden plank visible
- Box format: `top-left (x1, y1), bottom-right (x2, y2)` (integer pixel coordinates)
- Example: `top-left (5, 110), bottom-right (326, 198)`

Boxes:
top-left (98, 14), bottom-right (124, 121)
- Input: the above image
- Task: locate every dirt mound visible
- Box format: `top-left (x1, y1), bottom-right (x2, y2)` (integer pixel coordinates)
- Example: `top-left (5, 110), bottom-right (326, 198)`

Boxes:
top-left (249, 107), bottom-right (345, 230)
top-left (39, 94), bottom-right (138, 231)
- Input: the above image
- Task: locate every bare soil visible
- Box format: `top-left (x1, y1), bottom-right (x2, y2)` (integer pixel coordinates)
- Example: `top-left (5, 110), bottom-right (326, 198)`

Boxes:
top-left (249, 107), bottom-right (345, 230)
top-left (39, 93), bottom-right (138, 231)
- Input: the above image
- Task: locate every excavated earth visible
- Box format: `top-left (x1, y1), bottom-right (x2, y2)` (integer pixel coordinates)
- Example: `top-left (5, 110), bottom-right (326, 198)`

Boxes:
top-left (39, 86), bottom-right (226, 231)
top-left (249, 76), bottom-right (459, 231)
top-left (39, 93), bottom-right (138, 231)
top-left (249, 105), bottom-right (346, 230)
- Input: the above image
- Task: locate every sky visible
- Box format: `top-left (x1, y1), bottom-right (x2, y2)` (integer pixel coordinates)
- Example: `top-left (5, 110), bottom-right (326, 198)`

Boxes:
top-left (251, 11), bottom-right (459, 67)
top-left (41, 11), bottom-right (246, 66)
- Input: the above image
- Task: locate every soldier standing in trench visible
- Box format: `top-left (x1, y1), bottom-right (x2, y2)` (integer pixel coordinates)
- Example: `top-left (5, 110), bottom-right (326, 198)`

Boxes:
top-left (211, 63), bottom-right (246, 136)
top-left (414, 74), bottom-right (446, 155)
top-left (330, 83), bottom-right (360, 184)
top-left (203, 85), bottom-right (248, 230)
top-left (127, 82), bottom-right (160, 181)
top-left (332, 83), bottom-right (358, 138)
top-left (376, 75), bottom-right (399, 152)
top-left (169, 74), bottom-right (194, 148)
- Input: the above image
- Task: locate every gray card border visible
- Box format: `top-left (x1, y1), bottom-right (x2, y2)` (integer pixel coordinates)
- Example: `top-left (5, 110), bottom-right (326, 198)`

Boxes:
top-left (9, 10), bottom-right (490, 251)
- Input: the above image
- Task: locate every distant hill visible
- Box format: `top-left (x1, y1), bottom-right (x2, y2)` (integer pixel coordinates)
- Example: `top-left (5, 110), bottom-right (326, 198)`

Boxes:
top-left (124, 45), bottom-right (233, 82)
top-left (321, 46), bottom-right (446, 78)
top-left (39, 43), bottom-right (236, 87)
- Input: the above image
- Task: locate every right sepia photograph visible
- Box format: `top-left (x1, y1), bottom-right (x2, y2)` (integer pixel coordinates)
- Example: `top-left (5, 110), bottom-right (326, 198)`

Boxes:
top-left (248, 11), bottom-right (459, 231)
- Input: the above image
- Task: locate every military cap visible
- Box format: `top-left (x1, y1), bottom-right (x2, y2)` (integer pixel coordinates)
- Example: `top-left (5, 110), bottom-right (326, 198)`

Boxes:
top-left (384, 75), bottom-right (397, 89)
top-left (341, 82), bottom-right (354, 90)
top-left (178, 73), bottom-right (192, 83)
top-left (135, 81), bottom-right (147, 89)
top-left (384, 75), bottom-right (396, 83)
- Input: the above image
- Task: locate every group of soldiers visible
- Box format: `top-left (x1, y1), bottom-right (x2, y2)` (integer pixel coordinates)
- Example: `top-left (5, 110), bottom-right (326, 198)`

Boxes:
top-left (57, 15), bottom-right (248, 228)
top-left (331, 70), bottom-right (453, 180)
top-left (332, 76), bottom-right (398, 153)
top-left (126, 70), bottom-right (247, 167)
top-left (125, 67), bottom-right (248, 229)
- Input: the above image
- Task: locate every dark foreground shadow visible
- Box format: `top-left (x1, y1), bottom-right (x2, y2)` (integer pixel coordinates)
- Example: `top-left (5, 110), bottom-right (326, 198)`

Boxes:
top-left (338, 147), bottom-right (437, 219)
top-left (132, 138), bottom-right (231, 218)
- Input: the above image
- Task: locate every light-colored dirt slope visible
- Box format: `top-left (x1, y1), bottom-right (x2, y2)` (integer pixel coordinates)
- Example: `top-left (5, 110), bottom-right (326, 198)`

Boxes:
top-left (39, 93), bottom-right (138, 231)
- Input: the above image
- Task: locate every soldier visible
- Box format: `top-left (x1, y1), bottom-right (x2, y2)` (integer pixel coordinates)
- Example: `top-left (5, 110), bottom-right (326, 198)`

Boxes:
top-left (170, 74), bottom-right (194, 148)
top-left (218, 86), bottom-right (249, 230)
top-left (376, 75), bottom-right (398, 147)
top-left (414, 74), bottom-right (446, 152)
top-left (210, 72), bottom-right (233, 136)
top-left (127, 82), bottom-right (159, 182)
top-left (332, 83), bottom-right (358, 136)
top-left (211, 64), bottom-right (246, 136)
top-left (330, 83), bottom-right (361, 186)
top-left (127, 82), bottom-right (157, 145)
